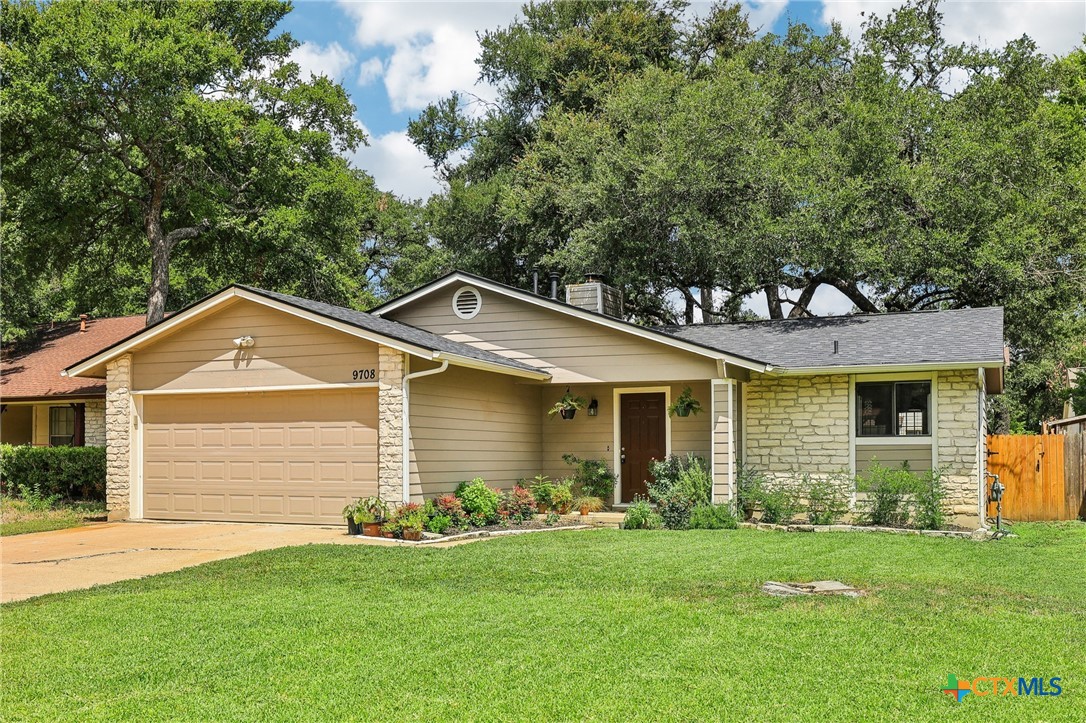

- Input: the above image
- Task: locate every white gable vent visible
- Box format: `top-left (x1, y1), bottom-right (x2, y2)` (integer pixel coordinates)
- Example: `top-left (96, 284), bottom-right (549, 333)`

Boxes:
top-left (452, 286), bottom-right (482, 319)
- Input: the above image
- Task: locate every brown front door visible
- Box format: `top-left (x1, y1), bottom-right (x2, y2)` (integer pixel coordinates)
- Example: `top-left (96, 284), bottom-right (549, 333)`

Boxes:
top-left (620, 392), bottom-right (666, 503)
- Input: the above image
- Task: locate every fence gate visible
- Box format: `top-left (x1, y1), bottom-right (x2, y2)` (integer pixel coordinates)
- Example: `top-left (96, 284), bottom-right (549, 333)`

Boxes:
top-left (986, 434), bottom-right (1084, 521)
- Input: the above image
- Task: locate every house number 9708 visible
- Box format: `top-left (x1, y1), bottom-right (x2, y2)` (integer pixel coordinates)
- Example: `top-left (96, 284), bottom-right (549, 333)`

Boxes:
top-left (353, 369), bottom-right (376, 381)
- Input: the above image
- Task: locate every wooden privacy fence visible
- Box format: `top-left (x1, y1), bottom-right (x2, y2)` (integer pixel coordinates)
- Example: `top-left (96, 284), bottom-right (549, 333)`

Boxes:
top-left (986, 434), bottom-right (1085, 521)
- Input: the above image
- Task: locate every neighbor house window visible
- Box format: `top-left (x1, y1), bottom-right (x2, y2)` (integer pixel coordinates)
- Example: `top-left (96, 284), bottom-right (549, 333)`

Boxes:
top-left (49, 406), bottom-right (75, 446)
top-left (856, 381), bottom-right (930, 437)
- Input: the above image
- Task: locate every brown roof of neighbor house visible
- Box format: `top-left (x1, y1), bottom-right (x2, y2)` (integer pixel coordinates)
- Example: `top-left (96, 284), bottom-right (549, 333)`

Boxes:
top-left (1, 316), bottom-right (147, 400)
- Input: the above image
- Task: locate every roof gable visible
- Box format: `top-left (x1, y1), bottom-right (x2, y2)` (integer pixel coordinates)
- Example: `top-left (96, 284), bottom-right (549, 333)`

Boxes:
top-left (371, 271), bottom-right (769, 373)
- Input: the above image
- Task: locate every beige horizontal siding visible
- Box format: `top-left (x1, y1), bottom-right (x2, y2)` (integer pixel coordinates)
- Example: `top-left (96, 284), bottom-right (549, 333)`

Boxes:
top-left (711, 381), bottom-right (732, 502)
top-left (540, 381), bottom-right (712, 494)
top-left (132, 298), bottom-right (379, 391)
top-left (855, 444), bottom-right (933, 475)
top-left (387, 288), bottom-right (720, 383)
top-left (408, 364), bottom-right (542, 499)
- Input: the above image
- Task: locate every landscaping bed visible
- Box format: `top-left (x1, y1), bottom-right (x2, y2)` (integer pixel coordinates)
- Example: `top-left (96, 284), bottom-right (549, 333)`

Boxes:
top-left (0, 497), bottom-right (106, 536)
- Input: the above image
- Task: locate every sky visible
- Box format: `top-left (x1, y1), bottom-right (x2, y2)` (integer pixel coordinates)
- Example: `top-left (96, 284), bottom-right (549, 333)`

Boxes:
top-left (279, 1), bottom-right (1086, 316)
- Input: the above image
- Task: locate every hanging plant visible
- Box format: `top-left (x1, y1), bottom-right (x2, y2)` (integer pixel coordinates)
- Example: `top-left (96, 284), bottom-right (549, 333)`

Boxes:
top-left (548, 389), bottom-right (588, 420)
top-left (668, 386), bottom-right (703, 418)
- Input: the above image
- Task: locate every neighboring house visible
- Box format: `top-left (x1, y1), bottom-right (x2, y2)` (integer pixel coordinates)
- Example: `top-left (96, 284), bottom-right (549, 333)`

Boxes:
top-left (65, 272), bottom-right (1005, 527)
top-left (2, 315), bottom-right (146, 447)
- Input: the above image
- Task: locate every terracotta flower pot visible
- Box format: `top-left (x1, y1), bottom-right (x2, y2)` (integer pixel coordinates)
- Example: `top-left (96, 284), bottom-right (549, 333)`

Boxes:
top-left (536, 502), bottom-right (548, 514)
top-left (362, 522), bottom-right (382, 537)
top-left (382, 531), bottom-right (395, 539)
top-left (403, 528), bottom-right (422, 541)
top-left (558, 504), bottom-right (571, 515)
top-left (580, 507), bottom-right (590, 516)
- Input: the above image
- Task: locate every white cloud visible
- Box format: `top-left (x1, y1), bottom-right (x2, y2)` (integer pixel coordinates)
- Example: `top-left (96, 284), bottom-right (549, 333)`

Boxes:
top-left (821, 1), bottom-right (1085, 56)
top-left (357, 57), bottom-right (384, 86)
top-left (292, 40), bottom-right (355, 81)
top-left (743, 1), bottom-right (790, 32)
top-left (351, 125), bottom-right (443, 201)
top-left (740, 284), bottom-right (859, 319)
top-left (338, 1), bottom-right (522, 113)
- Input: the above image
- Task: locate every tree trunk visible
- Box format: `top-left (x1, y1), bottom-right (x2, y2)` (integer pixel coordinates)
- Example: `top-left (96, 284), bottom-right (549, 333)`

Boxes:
top-left (700, 286), bottom-right (717, 324)
top-left (788, 280), bottom-right (822, 318)
top-left (145, 179), bottom-right (169, 326)
top-left (764, 284), bottom-right (783, 319)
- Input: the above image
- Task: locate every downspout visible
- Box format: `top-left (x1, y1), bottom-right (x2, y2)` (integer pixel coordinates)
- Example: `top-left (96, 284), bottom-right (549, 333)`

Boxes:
top-left (402, 358), bottom-right (450, 504)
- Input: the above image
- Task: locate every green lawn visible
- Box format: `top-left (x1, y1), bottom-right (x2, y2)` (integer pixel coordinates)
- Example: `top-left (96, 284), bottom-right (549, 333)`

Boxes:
top-left (2, 524), bottom-right (1084, 721)
top-left (0, 497), bottom-right (106, 536)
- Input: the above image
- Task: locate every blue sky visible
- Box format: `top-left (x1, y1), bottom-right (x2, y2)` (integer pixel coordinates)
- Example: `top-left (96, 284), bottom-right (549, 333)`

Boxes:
top-left (277, 1), bottom-right (1084, 316)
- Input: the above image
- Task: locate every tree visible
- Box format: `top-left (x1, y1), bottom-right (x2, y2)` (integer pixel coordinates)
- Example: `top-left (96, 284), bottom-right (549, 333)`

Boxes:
top-left (1, 0), bottom-right (365, 327)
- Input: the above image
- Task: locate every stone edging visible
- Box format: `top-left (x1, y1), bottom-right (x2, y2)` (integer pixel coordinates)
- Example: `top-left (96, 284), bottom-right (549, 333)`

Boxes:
top-left (355, 524), bottom-right (592, 545)
top-left (739, 522), bottom-right (1012, 541)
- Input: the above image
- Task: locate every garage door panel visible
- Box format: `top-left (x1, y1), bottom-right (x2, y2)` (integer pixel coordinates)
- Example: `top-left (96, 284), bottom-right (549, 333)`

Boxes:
top-left (143, 389), bottom-right (378, 524)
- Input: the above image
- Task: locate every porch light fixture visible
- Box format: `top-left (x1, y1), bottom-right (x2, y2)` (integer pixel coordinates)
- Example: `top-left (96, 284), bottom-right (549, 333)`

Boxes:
top-left (587, 399), bottom-right (599, 417)
top-left (233, 335), bottom-right (256, 349)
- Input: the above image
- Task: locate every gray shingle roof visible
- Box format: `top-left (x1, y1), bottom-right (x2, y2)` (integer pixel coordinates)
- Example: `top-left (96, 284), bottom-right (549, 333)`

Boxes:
top-left (656, 307), bottom-right (1004, 370)
top-left (238, 286), bottom-right (547, 376)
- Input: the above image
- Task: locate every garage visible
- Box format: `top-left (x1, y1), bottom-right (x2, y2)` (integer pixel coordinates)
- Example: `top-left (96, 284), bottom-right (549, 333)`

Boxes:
top-left (142, 388), bottom-right (378, 524)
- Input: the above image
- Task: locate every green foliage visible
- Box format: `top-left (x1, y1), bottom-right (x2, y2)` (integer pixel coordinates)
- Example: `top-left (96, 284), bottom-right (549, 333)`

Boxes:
top-left (528, 475), bottom-right (555, 510)
top-left (856, 462), bottom-right (916, 527)
top-left (646, 454), bottom-right (712, 529)
top-left (561, 454), bottom-right (615, 498)
top-left (0, 444), bottom-right (106, 501)
top-left (547, 392), bottom-right (588, 417)
top-left (454, 478), bottom-right (500, 522)
top-left (543, 512), bottom-right (561, 526)
top-left (735, 462), bottom-right (767, 521)
top-left (667, 386), bottom-right (702, 417)
top-left (498, 485), bottom-right (536, 522)
top-left (426, 514), bottom-right (453, 535)
top-left (804, 474), bottom-right (851, 526)
top-left (757, 485), bottom-right (802, 525)
top-left (573, 495), bottom-right (605, 514)
top-left (911, 469), bottom-right (949, 531)
top-left (689, 504), bottom-right (739, 530)
top-left (550, 482), bottom-right (574, 512)
top-left (620, 497), bottom-right (663, 530)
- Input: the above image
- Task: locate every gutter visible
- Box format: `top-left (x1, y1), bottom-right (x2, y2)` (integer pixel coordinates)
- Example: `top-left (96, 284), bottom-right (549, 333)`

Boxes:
top-left (401, 358), bottom-right (450, 504)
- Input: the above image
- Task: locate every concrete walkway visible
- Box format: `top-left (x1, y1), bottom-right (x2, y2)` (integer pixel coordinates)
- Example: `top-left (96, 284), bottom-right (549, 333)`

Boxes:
top-left (0, 521), bottom-right (399, 603)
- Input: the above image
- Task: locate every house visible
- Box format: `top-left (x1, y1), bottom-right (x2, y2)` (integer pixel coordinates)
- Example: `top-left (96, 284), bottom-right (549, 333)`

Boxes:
top-left (1, 315), bottom-right (146, 447)
top-left (64, 272), bottom-right (1005, 527)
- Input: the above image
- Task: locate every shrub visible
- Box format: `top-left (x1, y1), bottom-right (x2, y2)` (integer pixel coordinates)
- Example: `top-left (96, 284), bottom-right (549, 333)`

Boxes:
top-left (528, 475), bottom-right (554, 510)
top-left (0, 444), bottom-right (106, 500)
top-left (911, 468), bottom-right (948, 530)
top-left (675, 457), bottom-right (712, 508)
top-left (757, 484), bottom-right (801, 524)
top-left (657, 488), bottom-right (693, 530)
top-left (561, 454), bottom-right (616, 499)
top-left (550, 481), bottom-right (573, 512)
top-left (434, 494), bottom-right (467, 528)
top-left (573, 495), bottom-right (604, 514)
top-left (455, 478), bottom-right (500, 522)
top-left (735, 462), bottom-right (767, 521)
top-left (426, 514), bottom-right (453, 534)
top-left (468, 511), bottom-right (491, 528)
top-left (621, 497), bottom-right (663, 530)
top-left (857, 462), bottom-right (914, 527)
top-left (689, 503), bottom-right (739, 530)
top-left (498, 485), bottom-right (536, 522)
top-left (544, 512), bottom-right (561, 526)
top-left (646, 455), bottom-right (683, 502)
top-left (804, 473), bottom-right (850, 525)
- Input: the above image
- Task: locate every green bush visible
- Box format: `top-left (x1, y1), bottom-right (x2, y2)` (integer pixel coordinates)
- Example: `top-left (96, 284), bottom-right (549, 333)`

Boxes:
top-left (0, 444), bottom-right (106, 501)
top-left (675, 457), bottom-right (712, 508)
top-left (647, 455), bottom-right (683, 502)
top-left (657, 488), bottom-right (693, 530)
top-left (856, 462), bottom-right (914, 527)
top-left (804, 473), bottom-right (851, 525)
top-left (561, 454), bottom-right (616, 499)
top-left (689, 503), bottom-right (739, 530)
top-left (912, 469), bottom-right (948, 530)
top-left (426, 514), bottom-right (453, 534)
top-left (455, 478), bottom-right (500, 523)
top-left (757, 484), bottom-right (801, 524)
top-left (735, 462), bottom-right (767, 521)
top-left (621, 497), bottom-right (662, 530)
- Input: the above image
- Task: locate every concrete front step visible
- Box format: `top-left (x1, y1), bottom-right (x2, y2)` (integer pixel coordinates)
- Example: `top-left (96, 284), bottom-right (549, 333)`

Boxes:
top-left (551, 511), bottom-right (624, 528)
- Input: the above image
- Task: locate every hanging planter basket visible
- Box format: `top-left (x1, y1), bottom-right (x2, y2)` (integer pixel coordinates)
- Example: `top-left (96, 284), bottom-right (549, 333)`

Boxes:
top-left (559, 407), bottom-right (577, 420)
top-left (674, 406), bottom-right (692, 418)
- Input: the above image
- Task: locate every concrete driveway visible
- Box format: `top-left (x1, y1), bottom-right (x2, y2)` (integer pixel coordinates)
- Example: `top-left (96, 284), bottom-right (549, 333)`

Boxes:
top-left (0, 521), bottom-right (393, 603)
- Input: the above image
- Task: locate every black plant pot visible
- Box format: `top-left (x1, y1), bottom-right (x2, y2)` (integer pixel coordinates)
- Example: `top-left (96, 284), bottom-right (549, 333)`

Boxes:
top-left (560, 408), bottom-right (577, 420)
top-left (675, 407), bottom-right (691, 417)
top-left (346, 518), bottom-right (361, 536)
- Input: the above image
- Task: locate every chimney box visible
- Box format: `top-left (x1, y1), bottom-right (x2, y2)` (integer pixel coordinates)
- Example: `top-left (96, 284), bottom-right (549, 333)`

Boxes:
top-left (565, 273), bottom-right (623, 318)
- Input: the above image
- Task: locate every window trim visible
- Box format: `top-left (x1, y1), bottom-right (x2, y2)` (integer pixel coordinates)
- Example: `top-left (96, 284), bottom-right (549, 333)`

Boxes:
top-left (849, 372), bottom-right (939, 478)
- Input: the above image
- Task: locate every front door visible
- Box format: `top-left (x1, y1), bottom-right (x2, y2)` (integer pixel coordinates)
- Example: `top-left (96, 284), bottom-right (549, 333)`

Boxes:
top-left (620, 392), bottom-right (666, 503)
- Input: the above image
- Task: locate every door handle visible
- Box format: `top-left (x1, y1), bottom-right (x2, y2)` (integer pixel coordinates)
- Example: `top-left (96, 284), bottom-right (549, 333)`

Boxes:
top-left (620, 447), bottom-right (626, 465)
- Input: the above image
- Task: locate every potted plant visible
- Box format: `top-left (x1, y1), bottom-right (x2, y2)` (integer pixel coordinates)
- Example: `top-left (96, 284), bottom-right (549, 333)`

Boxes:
top-left (552, 481), bottom-right (574, 514)
top-left (401, 517), bottom-right (424, 541)
top-left (357, 496), bottom-right (389, 536)
top-left (530, 475), bottom-right (554, 513)
top-left (668, 386), bottom-right (703, 418)
top-left (342, 501), bottom-right (362, 535)
top-left (575, 495), bottom-right (605, 516)
top-left (548, 390), bottom-right (587, 420)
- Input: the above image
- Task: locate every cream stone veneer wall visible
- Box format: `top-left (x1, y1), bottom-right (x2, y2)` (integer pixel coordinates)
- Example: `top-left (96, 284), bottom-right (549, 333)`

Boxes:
top-left (743, 370), bottom-right (984, 527)
top-left (105, 355), bottom-right (132, 520)
top-left (377, 346), bottom-right (405, 507)
top-left (84, 400), bottom-right (106, 446)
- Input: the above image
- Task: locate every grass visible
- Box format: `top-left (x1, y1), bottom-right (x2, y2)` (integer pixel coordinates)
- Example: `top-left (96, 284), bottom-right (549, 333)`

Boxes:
top-left (0, 497), bottom-right (106, 536)
top-left (1, 524), bottom-right (1084, 721)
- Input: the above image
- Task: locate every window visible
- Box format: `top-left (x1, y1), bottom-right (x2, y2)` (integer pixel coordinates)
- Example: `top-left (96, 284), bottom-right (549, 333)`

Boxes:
top-left (856, 381), bottom-right (930, 437)
top-left (49, 406), bottom-right (76, 446)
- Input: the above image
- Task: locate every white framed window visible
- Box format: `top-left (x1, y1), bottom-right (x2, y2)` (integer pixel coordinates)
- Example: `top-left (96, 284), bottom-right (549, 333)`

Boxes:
top-left (452, 286), bottom-right (482, 319)
top-left (49, 406), bottom-right (75, 446)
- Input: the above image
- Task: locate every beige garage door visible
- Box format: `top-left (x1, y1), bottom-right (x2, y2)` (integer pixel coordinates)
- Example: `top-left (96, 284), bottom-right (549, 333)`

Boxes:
top-left (142, 389), bottom-right (378, 524)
